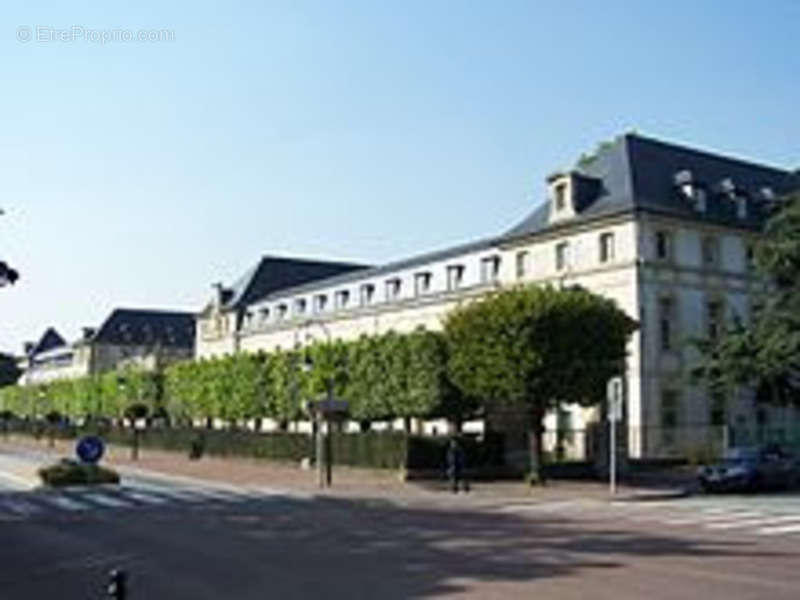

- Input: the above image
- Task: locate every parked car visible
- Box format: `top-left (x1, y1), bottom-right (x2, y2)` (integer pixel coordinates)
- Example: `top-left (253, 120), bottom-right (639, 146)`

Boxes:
top-left (698, 445), bottom-right (800, 493)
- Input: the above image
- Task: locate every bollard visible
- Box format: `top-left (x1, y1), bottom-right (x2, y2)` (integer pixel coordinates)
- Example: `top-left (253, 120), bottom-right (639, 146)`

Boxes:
top-left (106, 568), bottom-right (128, 600)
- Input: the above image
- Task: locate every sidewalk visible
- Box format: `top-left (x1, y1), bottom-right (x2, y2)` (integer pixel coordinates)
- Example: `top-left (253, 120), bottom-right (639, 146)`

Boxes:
top-left (0, 435), bottom-right (689, 505)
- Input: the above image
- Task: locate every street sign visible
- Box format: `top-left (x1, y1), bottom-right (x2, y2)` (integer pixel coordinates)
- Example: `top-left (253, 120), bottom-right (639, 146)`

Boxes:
top-left (606, 376), bottom-right (624, 422)
top-left (305, 398), bottom-right (349, 416)
top-left (76, 435), bottom-right (105, 464)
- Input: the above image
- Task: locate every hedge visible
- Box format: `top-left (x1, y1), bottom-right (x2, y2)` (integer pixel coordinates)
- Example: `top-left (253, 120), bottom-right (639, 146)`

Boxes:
top-left (4, 418), bottom-right (504, 471)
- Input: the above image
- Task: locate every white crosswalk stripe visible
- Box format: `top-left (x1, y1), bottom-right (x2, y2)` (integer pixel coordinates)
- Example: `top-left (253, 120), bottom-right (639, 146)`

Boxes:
top-left (0, 484), bottom-right (278, 521)
top-left (495, 496), bottom-right (800, 540)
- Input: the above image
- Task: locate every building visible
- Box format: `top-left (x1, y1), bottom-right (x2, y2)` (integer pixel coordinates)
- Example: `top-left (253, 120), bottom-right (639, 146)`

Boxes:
top-left (20, 309), bottom-right (196, 384)
top-left (196, 133), bottom-right (799, 457)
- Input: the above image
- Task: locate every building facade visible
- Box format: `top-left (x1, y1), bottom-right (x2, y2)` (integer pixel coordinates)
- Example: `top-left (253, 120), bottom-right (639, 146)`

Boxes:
top-left (20, 309), bottom-right (196, 384)
top-left (197, 134), bottom-right (799, 457)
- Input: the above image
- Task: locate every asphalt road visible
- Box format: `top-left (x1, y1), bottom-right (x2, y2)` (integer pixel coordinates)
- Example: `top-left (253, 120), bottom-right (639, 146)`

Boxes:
top-left (2, 449), bottom-right (800, 599)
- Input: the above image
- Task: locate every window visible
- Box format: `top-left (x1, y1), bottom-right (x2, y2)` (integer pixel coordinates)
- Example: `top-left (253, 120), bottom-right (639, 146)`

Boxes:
top-left (661, 390), bottom-right (680, 443)
top-left (360, 283), bottom-right (375, 306)
top-left (335, 290), bottom-right (350, 310)
top-left (414, 272), bottom-right (432, 296)
top-left (313, 294), bottom-right (328, 313)
top-left (446, 265), bottom-right (464, 291)
top-left (515, 251), bottom-right (529, 279)
top-left (259, 307), bottom-right (270, 324)
top-left (707, 299), bottom-right (723, 341)
top-left (745, 243), bottom-right (756, 272)
top-left (480, 256), bottom-right (501, 284)
top-left (710, 391), bottom-right (726, 427)
top-left (655, 230), bottom-right (671, 261)
top-left (386, 278), bottom-right (401, 301)
top-left (555, 242), bottom-right (570, 271)
top-left (658, 297), bottom-right (674, 351)
top-left (294, 298), bottom-right (307, 316)
top-left (735, 196), bottom-right (748, 220)
top-left (554, 182), bottom-right (568, 211)
top-left (276, 303), bottom-right (288, 320)
top-left (599, 232), bottom-right (615, 263)
top-left (701, 236), bottom-right (718, 267)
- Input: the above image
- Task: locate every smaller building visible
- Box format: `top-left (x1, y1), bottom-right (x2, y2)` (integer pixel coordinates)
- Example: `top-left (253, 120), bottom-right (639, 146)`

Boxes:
top-left (18, 309), bottom-right (196, 385)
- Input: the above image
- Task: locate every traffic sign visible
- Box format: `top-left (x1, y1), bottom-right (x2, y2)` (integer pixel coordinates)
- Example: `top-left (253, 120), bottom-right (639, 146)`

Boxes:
top-left (76, 435), bottom-right (105, 464)
top-left (607, 376), bottom-right (624, 422)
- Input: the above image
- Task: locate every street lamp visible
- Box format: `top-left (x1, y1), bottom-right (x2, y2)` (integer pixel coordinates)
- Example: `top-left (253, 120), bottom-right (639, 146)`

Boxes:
top-left (300, 319), bottom-right (348, 488)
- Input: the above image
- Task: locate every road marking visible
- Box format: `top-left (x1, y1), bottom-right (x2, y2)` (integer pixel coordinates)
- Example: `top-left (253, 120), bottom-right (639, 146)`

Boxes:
top-left (122, 490), bottom-right (169, 505)
top-left (706, 515), bottom-right (800, 530)
top-left (79, 492), bottom-right (134, 508)
top-left (758, 523), bottom-right (800, 535)
top-left (41, 495), bottom-right (90, 511)
top-left (1, 497), bottom-right (43, 515)
top-left (661, 510), bottom-right (762, 525)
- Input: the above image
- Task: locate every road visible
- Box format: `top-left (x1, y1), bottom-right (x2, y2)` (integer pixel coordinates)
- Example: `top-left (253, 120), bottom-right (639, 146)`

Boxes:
top-left (1, 448), bottom-right (800, 599)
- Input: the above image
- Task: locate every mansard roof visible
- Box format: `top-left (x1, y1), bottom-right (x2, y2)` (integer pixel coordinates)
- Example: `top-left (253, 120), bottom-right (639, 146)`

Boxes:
top-left (246, 237), bottom-right (498, 307)
top-left (504, 133), bottom-right (796, 241)
top-left (221, 256), bottom-right (369, 310)
top-left (92, 308), bottom-right (195, 348)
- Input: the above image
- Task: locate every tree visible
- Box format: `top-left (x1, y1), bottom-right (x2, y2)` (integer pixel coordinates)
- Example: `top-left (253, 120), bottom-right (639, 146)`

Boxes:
top-left (0, 260), bottom-right (19, 286)
top-left (693, 192), bottom-right (800, 405)
top-left (444, 285), bottom-right (637, 482)
top-left (0, 353), bottom-right (21, 388)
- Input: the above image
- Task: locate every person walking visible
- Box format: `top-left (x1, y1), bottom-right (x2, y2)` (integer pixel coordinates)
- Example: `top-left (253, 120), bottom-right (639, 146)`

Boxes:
top-left (446, 437), bottom-right (469, 493)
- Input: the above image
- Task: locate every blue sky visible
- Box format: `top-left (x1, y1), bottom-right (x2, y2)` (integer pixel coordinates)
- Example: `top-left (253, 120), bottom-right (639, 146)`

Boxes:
top-left (1, 1), bottom-right (798, 353)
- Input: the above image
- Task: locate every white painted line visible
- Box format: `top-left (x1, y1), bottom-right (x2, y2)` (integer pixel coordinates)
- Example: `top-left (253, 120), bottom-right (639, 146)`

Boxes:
top-left (80, 493), bottom-right (133, 508)
top-left (662, 511), bottom-right (762, 525)
top-left (42, 495), bottom-right (90, 511)
top-left (758, 523), bottom-right (800, 535)
top-left (2, 498), bottom-right (43, 515)
top-left (706, 515), bottom-right (800, 530)
top-left (122, 490), bottom-right (169, 505)
top-left (0, 471), bottom-right (37, 490)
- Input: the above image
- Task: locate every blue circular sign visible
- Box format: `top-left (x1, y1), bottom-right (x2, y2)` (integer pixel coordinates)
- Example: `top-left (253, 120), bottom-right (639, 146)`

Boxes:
top-left (76, 435), bottom-right (105, 464)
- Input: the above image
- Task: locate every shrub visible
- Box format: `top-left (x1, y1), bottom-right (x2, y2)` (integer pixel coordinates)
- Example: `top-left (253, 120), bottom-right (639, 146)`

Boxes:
top-left (38, 459), bottom-right (120, 487)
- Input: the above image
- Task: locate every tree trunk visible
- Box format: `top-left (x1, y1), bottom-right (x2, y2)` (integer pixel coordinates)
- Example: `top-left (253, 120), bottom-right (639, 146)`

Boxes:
top-left (528, 408), bottom-right (546, 485)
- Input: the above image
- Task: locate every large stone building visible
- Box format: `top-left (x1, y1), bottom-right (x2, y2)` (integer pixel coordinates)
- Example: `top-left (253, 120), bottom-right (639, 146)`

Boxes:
top-left (197, 133), bottom-right (799, 457)
top-left (20, 309), bottom-right (195, 384)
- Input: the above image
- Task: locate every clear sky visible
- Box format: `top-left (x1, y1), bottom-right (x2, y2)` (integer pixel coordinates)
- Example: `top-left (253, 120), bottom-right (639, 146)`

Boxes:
top-left (1, 1), bottom-right (798, 354)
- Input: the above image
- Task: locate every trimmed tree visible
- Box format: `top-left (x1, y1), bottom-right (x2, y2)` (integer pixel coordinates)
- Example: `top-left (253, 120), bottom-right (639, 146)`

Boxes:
top-left (444, 284), bottom-right (637, 482)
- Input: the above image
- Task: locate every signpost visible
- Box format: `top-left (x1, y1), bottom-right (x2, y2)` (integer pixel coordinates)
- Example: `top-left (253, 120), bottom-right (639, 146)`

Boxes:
top-left (606, 376), bottom-right (624, 495)
top-left (305, 397), bottom-right (349, 488)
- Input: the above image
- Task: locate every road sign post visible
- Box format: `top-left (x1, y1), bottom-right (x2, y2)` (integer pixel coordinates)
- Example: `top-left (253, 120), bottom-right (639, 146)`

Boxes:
top-left (606, 376), bottom-right (624, 496)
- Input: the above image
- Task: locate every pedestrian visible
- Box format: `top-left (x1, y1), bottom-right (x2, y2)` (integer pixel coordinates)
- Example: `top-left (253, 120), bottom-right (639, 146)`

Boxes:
top-left (446, 437), bottom-right (469, 493)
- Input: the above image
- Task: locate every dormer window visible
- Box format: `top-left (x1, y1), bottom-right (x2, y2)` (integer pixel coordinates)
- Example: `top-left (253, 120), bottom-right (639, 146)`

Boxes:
top-left (446, 265), bottom-right (464, 290)
top-left (675, 170), bottom-right (706, 212)
top-left (480, 256), bottom-right (501, 284)
top-left (735, 195), bottom-right (748, 220)
top-left (294, 298), bottom-right (307, 316)
top-left (386, 278), bottom-right (402, 301)
top-left (554, 182), bottom-right (568, 211)
top-left (414, 272), bottom-right (432, 296)
top-left (276, 303), bottom-right (288, 320)
top-left (259, 307), bottom-right (270, 323)
top-left (335, 290), bottom-right (350, 310)
top-left (313, 294), bottom-right (328, 313)
top-left (360, 283), bottom-right (375, 306)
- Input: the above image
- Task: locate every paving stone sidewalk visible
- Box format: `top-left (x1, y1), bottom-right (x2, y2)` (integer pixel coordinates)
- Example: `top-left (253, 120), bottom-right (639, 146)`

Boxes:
top-left (0, 435), bottom-right (685, 505)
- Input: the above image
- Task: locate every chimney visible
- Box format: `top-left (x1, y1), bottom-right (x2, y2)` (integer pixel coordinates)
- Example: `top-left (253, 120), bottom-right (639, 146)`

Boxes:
top-left (82, 327), bottom-right (96, 341)
top-left (212, 282), bottom-right (227, 307)
top-left (23, 342), bottom-right (34, 355)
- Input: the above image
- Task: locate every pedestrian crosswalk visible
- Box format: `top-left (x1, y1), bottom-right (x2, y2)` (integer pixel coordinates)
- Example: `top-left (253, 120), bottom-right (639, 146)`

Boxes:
top-left (0, 483), bottom-right (284, 521)
top-left (494, 495), bottom-right (800, 541)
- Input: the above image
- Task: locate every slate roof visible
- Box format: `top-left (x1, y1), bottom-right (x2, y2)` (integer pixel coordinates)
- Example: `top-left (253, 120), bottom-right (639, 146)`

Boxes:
top-left (27, 328), bottom-right (67, 357)
top-left (221, 257), bottom-right (370, 310)
top-left (503, 133), bottom-right (797, 241)
top-left (247, 237), bottom-right (498, 306)
top-left (92, 309), bottom-right (195, 348)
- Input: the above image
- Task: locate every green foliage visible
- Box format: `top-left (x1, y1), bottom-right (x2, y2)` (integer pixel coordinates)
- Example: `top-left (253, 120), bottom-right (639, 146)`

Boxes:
top-left (444, 284), bottom-right (637, 479)
top-left (38, 459), bottom-right (120, 487)
top-left (693, 192), bottom-right (800, 405)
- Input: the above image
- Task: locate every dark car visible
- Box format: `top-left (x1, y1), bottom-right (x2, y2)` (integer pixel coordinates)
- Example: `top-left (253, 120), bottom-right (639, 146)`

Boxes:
top-left (698, 445), bottom-right (800, 493)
